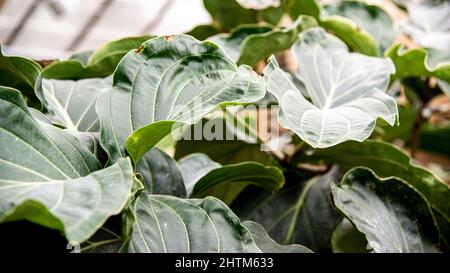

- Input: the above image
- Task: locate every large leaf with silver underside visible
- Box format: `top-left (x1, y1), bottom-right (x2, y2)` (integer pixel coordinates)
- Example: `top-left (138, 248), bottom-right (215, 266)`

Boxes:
top-left (264, 28), bottom-right (398, 148)
top-left (331, 167), bottom-right (439, 253)
top-left (123, 194), bottom-right (261, 253)
top-left (401, 1), bottom-right (450, 51)
top-left (0, 87), bottom-right (134, 243)
top-left (178, 153), bottom-right (284, 203)
top-left (97, 35), bottom-right (266, 164)
top-left (37, 77), bottom-right (111, 132)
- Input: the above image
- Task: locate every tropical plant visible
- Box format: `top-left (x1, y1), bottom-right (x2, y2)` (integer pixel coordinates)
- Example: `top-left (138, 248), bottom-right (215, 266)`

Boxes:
top-left (0, 0), bottom-right (449, 253)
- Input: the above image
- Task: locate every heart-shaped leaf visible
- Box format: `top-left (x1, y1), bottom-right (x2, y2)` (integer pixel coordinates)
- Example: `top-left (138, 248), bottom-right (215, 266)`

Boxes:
top-left (123, 194), bottom-right (260, 253)
top-left (0, 87), bottom-right (134, 242)
top-left (36, 77), bottom-right (111, 132)
top-left (264, 28), bottom-right (398, 148)
top-left (292, 140), bottom-right (450, 247)
top-left (0, 46), bottom-right (42, 97)
top-left (42, 36), bottom-right (153, 80)
top-left (178, 153), bottom-right (284, 203)
top-left (97, 35), bottom-right (266, 164)
top-left (401, 1), bottom-right (450, 51)
top-left (243, 221), bottom-right (313, 253)
top-left (232, 167), bottom-right (341, 252)
top-left (136, 148), bottom-right (186, 197)
top-left (331, 167), bottom-right (439, 253)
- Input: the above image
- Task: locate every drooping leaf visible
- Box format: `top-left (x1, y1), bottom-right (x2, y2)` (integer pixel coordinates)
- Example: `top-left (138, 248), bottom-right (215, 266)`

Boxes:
top-left (386, 44), bottom-right (450, 83)
top-left (236, 0), bottom-right (281, 10)
top-left (243, 221), bottom-right (313, 253)
top-left (324, 0), bottom-right (396, 53)
top-left (203, 0), bottom-right (258, 30)
top-left (186, 24), bottom-right (222, 40)
top-left (178, 153), bottom-right (284, 204)
top-left (286, 0), bottom-right (320, 19)
top-left (292, 140), bottom-right (450, 247)
top-left (402, 1), bottom-right (450, 50)
top-left (136, 148), bottom-right (186, 197)
top-left (0, 46), bottom-right (42, 97)
top-left (123, 194), bottom-right (260, 253)
top-left (331, 219), bottom-right (369, 253)
top-left (286, 0), bottom-right (379, 55)
top-left (211, 16), bottom-right (317, 67)
top-left (209, 24), bottom-right (273, 63)
top-left (96, 35), bottom-right (266, 164)
top-left (232, 168), bottom-right (342, 252)
top-left (35, 77), bottom-right (111, 132)
top-left (265, 28), bottom-right (398, 148)
top-left (0, 86), bottom-right (134, 243)
top-left (175, 116), bottom-right (278, 166)
top-left (42, 36), bottom-right (153, 80)
top-left (331, 167), bottom-right (439, 253)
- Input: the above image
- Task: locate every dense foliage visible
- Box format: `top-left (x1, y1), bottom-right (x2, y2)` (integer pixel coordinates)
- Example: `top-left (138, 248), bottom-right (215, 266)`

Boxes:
top-left (0, 0), bottom-right (449, 253)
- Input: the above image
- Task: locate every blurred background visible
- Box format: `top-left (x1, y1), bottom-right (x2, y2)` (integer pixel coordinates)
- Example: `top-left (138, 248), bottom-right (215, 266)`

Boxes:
top-left (0, 0), bottom-right (210, 59)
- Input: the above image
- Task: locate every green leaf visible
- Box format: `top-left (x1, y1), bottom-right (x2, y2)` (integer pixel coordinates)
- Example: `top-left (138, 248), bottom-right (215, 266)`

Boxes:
top-left (42, 36), bottom-right (153, 80)
top-left (386, 44), bottom-right (450, 82)
top-left (401, 1), bottom-right (450, 50)
top-left (243, 221), bottom-right (313, 253)
top-left (96, 35), bottom-right (266, 164)
top-left (419, 122), bottom-right (450, 157)
top-left (209, 24), bottom-right (273, 63)
top-left (123, 194), bottom-right (261, 253)
top-left (175, 118), bottom-right (278, 166)
top-left (236, 15), bottom-right (318, 67)
top-left (286, 0), bottom-right (320, 19)
top-left (0, 86), bottom-right (134, 242)
top-left (292, 140), bottom-right (450, 247)
top-left (331, 219), bottom-right (369, 253)
top-left (324, 0), bottom-right (396, 53)
top-left (264, 28), bottom-right (397, 148)
top-left (331, 167), bottom-right (439, 253)
top-left (232, 168), bottom-right (342, 252)
top-left (178, 153), bottom-right (284, 204)
top-left (0, 46), bottom-right (42, 97)
top-left (136, 148), bottom-right (186, 197)
top-left (36, 77), bottom-right (111, 132)
top-left (185, 24), bottom-right (221, 40)
top-left (319, 16), bottom-right (379, 56)
top-left (203, 0), bottom-right (258, 30)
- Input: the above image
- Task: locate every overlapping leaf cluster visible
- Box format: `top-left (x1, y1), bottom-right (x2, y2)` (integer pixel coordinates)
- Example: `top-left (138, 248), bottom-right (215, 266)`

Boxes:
top-left (0, 0), bottom-right (449, 253)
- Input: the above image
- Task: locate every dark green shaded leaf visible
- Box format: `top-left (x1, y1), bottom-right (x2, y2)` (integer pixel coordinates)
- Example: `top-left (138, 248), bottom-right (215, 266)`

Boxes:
top-left (136, 148), bottom-right (186, 197)
top-left (232, 168), bottom-right (342, 252)
top-left (178, 153), bottom-right (284, 204)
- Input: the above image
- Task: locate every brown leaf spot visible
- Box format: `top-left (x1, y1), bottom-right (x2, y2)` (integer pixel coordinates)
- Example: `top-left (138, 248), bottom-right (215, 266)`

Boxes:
top-left (135, 44), bottom-right (144, 53)
top-left (164, 35), bottom-right (173, 41)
